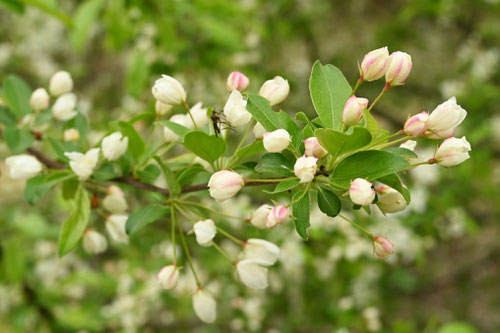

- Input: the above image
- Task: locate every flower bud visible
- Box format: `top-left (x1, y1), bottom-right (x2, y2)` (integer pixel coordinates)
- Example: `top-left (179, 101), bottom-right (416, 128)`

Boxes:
top-left (252, 122), bottom-right (266, 139)
top-left (349, 178), bottom-right (375, 206)
top-left (385, 51), bottom-right (412, 86)
top-left (226, 71), bottom-right (250, 92)
top-left (223, 90), bottom-right (252, 127)
top-left (49, 71), bottom-right (73, 96)
top-left (243, 238), bottom-right (279, 266)
top-left (163, 114), bottom-right (190, 142)
top-left (208, 170), bottom-right (245, 202)
top-left (5, 154), bottom-right (43, 180)
top-left (425, 127), bottom-right (454, 140)
top-left (63, 128), bottom-right (80, 142)
top-left (428, 97), bottom-right (467, 132)
top-left (236, 259), bottom-right (269, 290)
top-left (266, 205), bottom-right (290, 228)
top-left (156, 265), bottom-right (179, 290)
top-left (403, 111), bottom-right (429, 136)
top-left (193, 289), bottom-right (217, 323)
top-left (294, 156), bottom-right (318, 183)
top-left (82, 229), bottom-right (107, 254)
top-left (30, 88), bottom-right (50, 112)
top-left (52, 93), bottom-right (77, 121)
top-left (102, 132), bottom-right (129, 161)
top-left (102, 188), bottom-right (127, 214)
top-left (359, 47), bottom-right (390, 81)
top-left (250, 204), bottom-right (273, 229)
top-left (193, 219), bottom-right (217, 247)
top-left (375, 185), bottom-right (407, 214)
top-left (434, 136), bottom-right (471, 167)
top-left (155, 100), bottom-right (173, 116)
top-left (399, 140), bottom-right (417, 151)
top-left (342, 95), bottom-right (369, 126)
top-left (188, 102), bottom-right (209, 128)
top-left (64, 148), bottom-right (100, 180)
top-left (263, 129), bottom-right (290, 153)
top-left (152, 75), bottom-right (186, 105)
top-left (259, 76), bottom-right (290, 106)
top-left (106, 214), bottom-right (129, 244)
top-left (373, 236), bottom-right (394, 259)
top-left (304, 137), bottom-right (327, 158)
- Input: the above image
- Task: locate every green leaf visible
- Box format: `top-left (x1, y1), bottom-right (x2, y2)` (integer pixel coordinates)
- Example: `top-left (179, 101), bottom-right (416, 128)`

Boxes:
top-left (332, 150), bottom-right (410, 187)
top-left (3, 127), bottom-right (35, 154)
top-left (309, 61), bottom-right (352, 130)
top-left (245, 94), bottom-right (280, 131)
top-left (126, 50), bottom-right (149, 97)
top-left (0, 0), bottom-right (25, 13)
top-left (362, 109), bottom-right (380, 139)
top-left (66, 113), bottom-right (88, 146)
top-left (255, 153), bottom-right (294, 177)
top-left (126, 205), bottom-right (170, 236)
top-left (437, 323), bottom-right (478, 333)
top-left (292, 191), bottom-right (310, 240)
top-left (2, 237), bottom-right (27, 283)
top-left (177, 164), bottom-right (206, 187)
top-left (263, 179), bottom-right (300, 194)
top-left (154, 156), bottom-right (181, 196)
top-left (0, 106), bottom-right (17, 126)
top-left (62, 178), bottom-right (79, 200)
top-left (155, 120), bottom-right (190, 141)
top-left (129, 111), bottom-right (155, 124)
top-left (93, 162), bottom-right (122, 180)
top-left (317, 187), bottom-right (341, 218)
top-left (383, 147), bottom-right (418, 159)
top-left (236, 141), bottom-right (264, 160)
top-left (58, 186), bottom-right (91, 257)
top-left (377, 173), bottom-right (411, 204)
top-left (48, 137), bottom-right (80, 162)
top-left (315, 127), bottom-right (372, 160)
top-left (70, 0), bottom-right (104, 51)
top-left (118, 121), bottom-right (145, 160)
top-left (25, 171), bottom-right (75, 205)
top-left (2, 75), bottom-right (32, 117)
top-left (183, 131), bottom-right (226, 164)
top-left (136, 164), bottom-right (161, 183)
top-left (276, 110), bottom-right (302, 152)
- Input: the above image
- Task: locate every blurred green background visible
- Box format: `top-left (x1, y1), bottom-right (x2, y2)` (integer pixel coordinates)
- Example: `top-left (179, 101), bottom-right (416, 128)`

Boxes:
top-left (0, 0), bottom-right (499, 332)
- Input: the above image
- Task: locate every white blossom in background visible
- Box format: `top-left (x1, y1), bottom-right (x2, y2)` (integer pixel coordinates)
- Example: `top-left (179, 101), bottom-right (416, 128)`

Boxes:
top-left (52, 93), bottom-right (77, 121)
top-left (193, 219), bottom-right (217, 247)
top-left (63, 128), bottom-right (80, 142)
top-left (82, 229), bottom-right (107, 254)
top-left (49, 71), bottom-right (73, 96)
top-left (163, 114), bottom-right (191, 142)
top-left (156, 265), bottom-right (179, 290)
top-left (30, 88), bottom-right (50, 112)
top-left (155, 100), bottom-right (173, 116)
top-left (259, 76), bottom-right (289, 106)
top-left (152, 75), bottom-right (186, 105)
top-left (5, 155), bottom-right (43, 180)
top-left (65, 148), bottom-right (100, 180)
top-left (192, 289), bottom-right (217, 323)
top-left (103, 186), bottom-right (128, 214)
top-left (223, 90), bottom-right (252, 128)
top-left (106, 214), bottom-right (129, 244)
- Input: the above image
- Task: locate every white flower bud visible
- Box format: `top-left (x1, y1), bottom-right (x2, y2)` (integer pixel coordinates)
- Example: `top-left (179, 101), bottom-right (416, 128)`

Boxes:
top-left (163, 114), bottom-right (190, 142)
top-left (63, 128), bottom-right (80, 142)
top-left (223, 90), bottom-right (252, 128)
top-left (376, 185), bottom-right (407, 214)
top-left (208, 170), bottom-right (244, 202)
top-left (156, 265), bottom-right (179, 290)
top-left (266, 205), bottom-right (290, 228)
top-left (52, 93), bottom-right (77, 121)
top-left (263, 129), bottom-right (290, 153)
top-left (155, 100), bottom-right (173, 116)
top-left (30, 88), bottom-right (50, 112)
top-left (373, 236), bottom-right (394, 259)
top-left (236, 259), bottom-right (269, 290)
top-left (243, 238), bottom-right (279, 266)
top-left (342, 96), bottom-right (369, 126)
top-left (359, 47), bottom-right (390, 81)
top-left (188, 102), bottom-right (209, 128)
top-left (249, 204), bottom-right (273, 229)
top-left (49, 71), bottom-right (73, 96)
top-left (102, 190), bottom-right (127, 214)
top-left (349, 178), bottom-right (375, 206)
top-left (294, 156), bottom-right (317, 183)
top-left (259, 76), bottom-right (290, 106)
top-left (152, 75), bottom-right (186, 105)
top-left (399, 140), bottom-right (417, 151)
top-left (425, 127), bottom-right (455, 140)
top-left (193, 289), bottom-right (217, 324)
top-left (106, 214), bottom-right (129, 244)
top-left (428, 97), bottom-right (467, 132)
top-left (304, 137), bottom-right (327, 158)
top-left (226, 71), bottom-right (250, 92)
top-left (64, 148), bottom-right (100, 180)
top-left (101, 132), bottom-right (129, 161)
top-left (82, 229), bottom-right (107, 254)
top-left (385, 51), bottom-right (412, 86)
top-left (434, 136), bottom-right (471, 167)
top-left (403, 111), bottom-right (429, 136)
top-left (5, 155), bottom-right (43, 180)
top-left (193, 219), bottom-right (217, 247)
top-left (253, 122), bottom-right (266, 139)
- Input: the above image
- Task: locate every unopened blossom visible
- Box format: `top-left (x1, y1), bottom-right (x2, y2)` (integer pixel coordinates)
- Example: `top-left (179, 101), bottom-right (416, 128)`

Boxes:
top-left (259, 76), bottom-right (290, 106)
top-left (106, 214), bottom-right (129, 244)
top-left (163, 114), bottom-right (190, 142)
top-left (428, 97), bottom-right (467, 133)
top-left (5, 155), bottom-right (43, 180)
top-left (253, 122), bottom-right (266, 139)
top-left (193, 289), bottom-right (217, 323)
top-left (63, 128), bottom-right (80, 142)
top-left (30, 88), bottom-right (50, 112)
top-left (188, 102), bottom-right (210, 128)
top-left (373, 236), bottom-right (394, 259)
top-left (236, 259), bottom-right (269, 290)
top-left (102, 132), bottom-right (128, 161)
top-left (243, 238), bottom-right (279, 266)
top-left (403, 111), bottom-right (429, 136)
top-left (266, 205), bottom-right (290, 228)
top-left (376, 185), bottom-right (407, 214)
top-left (227, 71), bottom-right (250, 92)
top-left (49, 71), bottom-right (73, 96)
top-left (349, 178), bottom-right (375, 206)
top-left (194, 219), bottom-right (217, 247)
top-left (65, 148), bottom-right (100, 180)
top-left (208, 170), bottom-right (245, 202)
top-left (400, 140), bottom-right (417, 151)
top-left (82, 229), bottom-right (107, 254)
top-left (294, 156), bottom-right (318, 183)
top-left (152, 75), bottom-right (186, 105)
top-left (359, 47), bottom-right (390, 81)
top-left (342, 95), bottom-right (369, 126)
top-left (250, 204), bottom-right (273, 229)
top-left (102, 186), bottom-right (127, 214)
top-left (385, 51), bottom-right (412, 86)
top-left (434, 136), bottom-right (471, 167)
top-left (155, 100), bottom-right (173, 116)
top-left (156, 265), bottom-right (179, 290)
top-left (223, 90), bottom-right (252, 128)
top-left (52, 93), bottom-right (77, 121)
top-left (263, 129), bottom-right (290, 153)
top-left (304, 137), bottom-right (327, 158)
top-left (425, 127), bottom-right (455, 139)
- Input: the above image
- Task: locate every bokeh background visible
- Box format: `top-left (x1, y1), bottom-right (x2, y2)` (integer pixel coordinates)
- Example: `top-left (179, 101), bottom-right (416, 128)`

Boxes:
top-left (0, 0), bottom-right (499, 332)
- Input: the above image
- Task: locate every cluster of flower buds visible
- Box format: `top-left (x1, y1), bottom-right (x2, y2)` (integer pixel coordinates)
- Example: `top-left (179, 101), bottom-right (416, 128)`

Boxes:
top-left (359, 46), bottom-right (412, 86)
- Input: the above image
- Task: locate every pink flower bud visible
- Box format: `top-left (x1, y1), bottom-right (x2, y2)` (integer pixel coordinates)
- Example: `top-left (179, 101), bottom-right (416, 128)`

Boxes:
top-left (266, 205), bottom-right (290, 228)
top-left (349, 178), bottom-right (375, 206)
top-left (342, 96), bottom-right (369, 126)
top-left (385, 51), bottom-right (412, 86)
top-left (156, 264), bottom-right (179, 290)
top-left (259, 76), bottom-right (290, 106)
top-left (294, 156), bottom-right (318, 183)
top-left (434, 136), bottom-right (471, 167)
top-left (359, 47), bottom-right (390, 81)
top-left (304, 137), bottom-right (327, 158)
top-left (208, 170), bottom-right (245, 202)
top-left (226, 71), bottom-right (250, 92)
top-left (403, 111), bottom-right (429, 136)
top-left (373, 236), bottom-right (394, 259)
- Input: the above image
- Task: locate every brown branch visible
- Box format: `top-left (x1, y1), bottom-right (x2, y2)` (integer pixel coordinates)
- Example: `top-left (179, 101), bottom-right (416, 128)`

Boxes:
top-left (26, 148), bottom-right (66, 169)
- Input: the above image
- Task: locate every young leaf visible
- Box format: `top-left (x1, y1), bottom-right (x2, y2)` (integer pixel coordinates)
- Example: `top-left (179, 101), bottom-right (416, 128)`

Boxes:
top-left (177, 164), bottom-right (206, 187)
top-left (183, 131), bottom-right (226, 164)
top-left (25, 171), bottom-right (75, 205)
top-left (292, 190), bottom-right (310, 240)
top-left (236, 141), bottom-right (265, 160)
top-left (315, 127), bottom-right (371, 160)
top-left (155, 120), bottom-right (190, 141)
top-left (0, 106), bottom-right (17, 126)
top-left (317, 187), bottom-right (341, 218)
top-left (4, 127), bottom-right (35, 154)
top-left (263, 179), bottom-right (300, 194)
top-left (383, 147), bottom-right (418, 159)
top-left (276, 110), bottom-right (302, 152)
top-left (2, 75), bottom-right (32, 117)
top-left (93, 162), bottom-right (123, 181)
top-left (48, 137), bottom-right (80, 162)
top-left (118, 121), bottom-right (145, 160)
top-left (245, 94), bottom-right (280, 131)
top-left (125, 205), bottom-right (171, 236)
top-left (255, 153), bottom-right (294, 177)
top-left (154, 156), bottom-right (181, 196)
